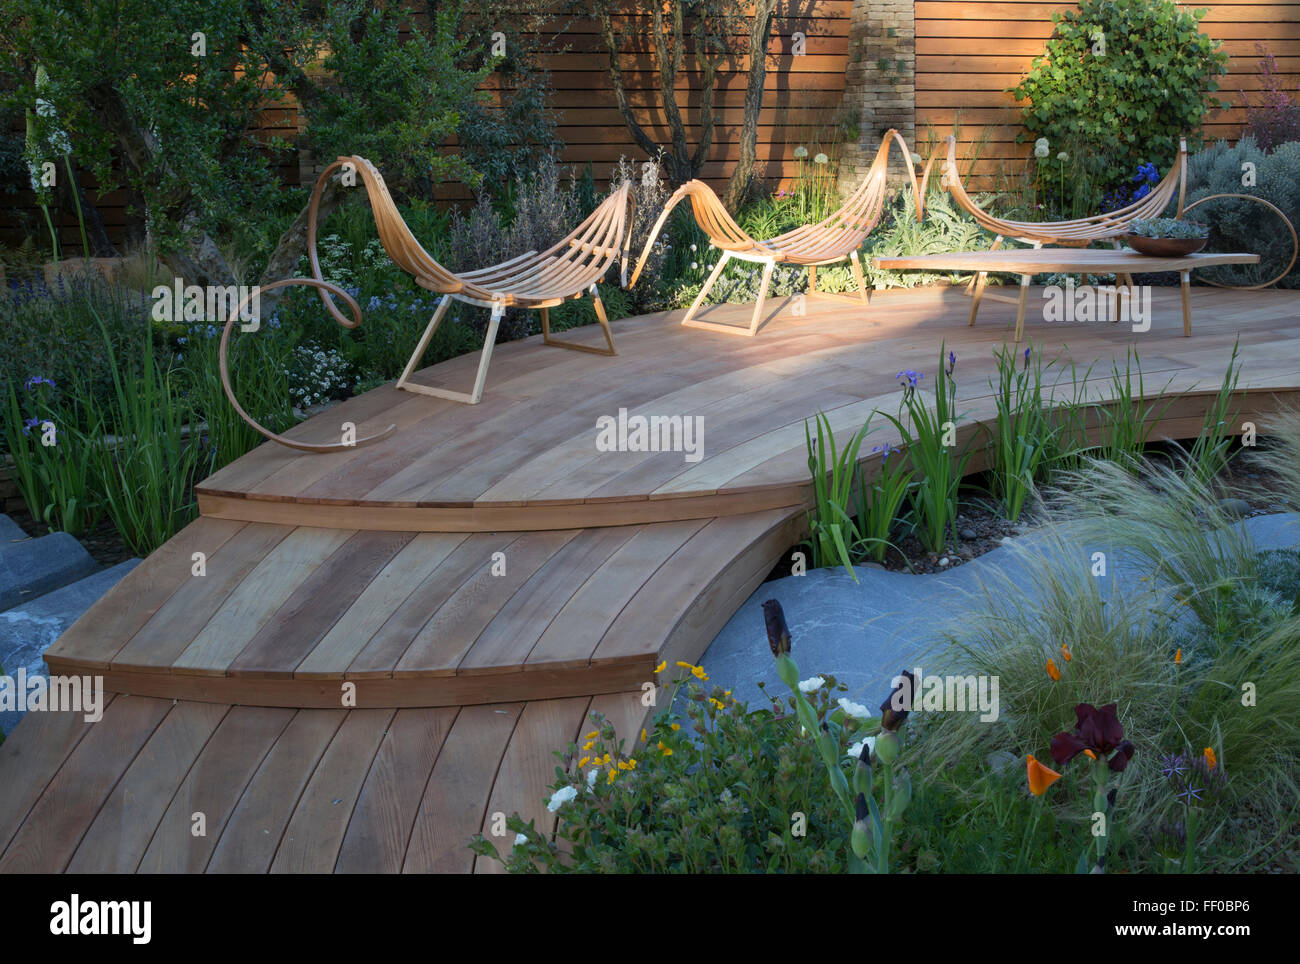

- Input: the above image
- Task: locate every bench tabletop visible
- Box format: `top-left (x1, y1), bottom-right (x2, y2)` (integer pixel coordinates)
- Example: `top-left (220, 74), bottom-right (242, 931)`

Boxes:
top-left (873, 248), bottom-right (1260, 274)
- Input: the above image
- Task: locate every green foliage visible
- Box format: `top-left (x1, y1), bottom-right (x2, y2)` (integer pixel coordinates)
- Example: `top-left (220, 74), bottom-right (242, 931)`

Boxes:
top-left (81, 320), bottom-right (201, 556)
top-left (1187, 338), bottom-right (1242, 489)
top-left (472, 669), bottom-right (863, 873)
top-left (1129, 217), bottom-right (1209, 240)
top-left (1010, 0), bottom-right (1228, 210)
top-left (990, 342), bottom-right (1053, 522)
top-left (803, 412), bottom-right (872, 581)
top-left (861, 189), bottom-right (988, 289)
top-left (1097, 347), bottom-right (1174, 471)
top-left (1182, 136), bottom-right (1300, 288)
top-left (883, 345), bottom-right (972, 553)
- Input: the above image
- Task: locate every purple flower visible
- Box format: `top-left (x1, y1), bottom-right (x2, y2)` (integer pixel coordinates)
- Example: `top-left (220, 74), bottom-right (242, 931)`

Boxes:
top-left (946, 350), bottom-right (956, 376)
top-left (1134, 183), bottom-right (1152, 201)
top-left (1159, 754), bottom-right (1186, 779)
top-left (1176, 784), bottom-right (1203, 805)
top-left (21, 417), bottom-right (42, 436)
top-left (24, 376), bottom-right (55, 392)
top-left (896, 369), bottom-right (923, 389)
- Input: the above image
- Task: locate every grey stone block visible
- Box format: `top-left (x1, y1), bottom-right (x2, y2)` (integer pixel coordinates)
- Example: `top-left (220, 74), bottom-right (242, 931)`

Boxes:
top-left (0, 531), bottom-right (100, 612)
top-left (0, 559), bottom-right (140, 736)
top-left (0, 515), bottom-right (29, 546)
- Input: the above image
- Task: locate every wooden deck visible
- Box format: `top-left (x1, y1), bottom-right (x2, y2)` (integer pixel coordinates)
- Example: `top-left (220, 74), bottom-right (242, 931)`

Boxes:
top-left (3, 284), bottom-right (1299, 873)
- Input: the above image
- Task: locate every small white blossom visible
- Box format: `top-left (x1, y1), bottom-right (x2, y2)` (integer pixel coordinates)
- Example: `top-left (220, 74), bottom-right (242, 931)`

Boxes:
top-left (794, 145), bottom-right (809, 159)
top-left (513, 833), bottom-right (528, 846)
top-left (587, 768), bottom-right (599, 787)
top-left (838, 697), bottom-right (870, 718)
top-left (547, 785), bottom-right (578, 812)
top-left (798, 676), bottom-right (825, 694)
top-left (847, 736), bottom-right (877, 760)
top-left (813, 152), bottom-right (829, 165)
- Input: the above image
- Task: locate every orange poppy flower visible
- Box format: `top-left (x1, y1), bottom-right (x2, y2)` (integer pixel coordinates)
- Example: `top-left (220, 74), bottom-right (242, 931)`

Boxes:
top-left (1060, 644), bottom-right (1072, 663)
top-left (1027, 754), bottom-right (1063, 796)
top-left (1204, 747), bottom-right (1217, 771)
top-left (1175, 648), bottom-right (1182, 666)
top-left (1083, 749), bottom-right (1097, 760)
top-left (1046, 658), bottom-right (1062, 681)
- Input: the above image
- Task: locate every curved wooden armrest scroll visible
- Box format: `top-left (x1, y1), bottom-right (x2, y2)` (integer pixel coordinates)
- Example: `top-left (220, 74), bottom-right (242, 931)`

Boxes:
top-left (626, 181), bottom-right (694, 290)
top-left (219, 277), bottom-right (397, 454)
top-left (1180, 193), bottom-right (1298, 290)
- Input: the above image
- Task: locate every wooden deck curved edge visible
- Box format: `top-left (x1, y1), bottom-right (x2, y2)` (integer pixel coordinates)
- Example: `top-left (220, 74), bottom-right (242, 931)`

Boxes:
top-left (193, 288), bottom-right (1300, 532)
top-left (42, 509), bottom-right (803, 708)
top-left (0, 691), bottom-right (649, 874)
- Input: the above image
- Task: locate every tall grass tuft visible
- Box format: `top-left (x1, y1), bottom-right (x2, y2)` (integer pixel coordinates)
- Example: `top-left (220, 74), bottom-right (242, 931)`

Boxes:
top-left (804, 411), bottom-right (872, 581)
top-left (83, 318), bottom-right (201, 556)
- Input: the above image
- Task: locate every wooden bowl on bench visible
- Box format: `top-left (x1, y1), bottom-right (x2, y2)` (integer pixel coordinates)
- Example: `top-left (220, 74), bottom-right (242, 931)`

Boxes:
top-left (1122, 233), bottom-right (1208, 257)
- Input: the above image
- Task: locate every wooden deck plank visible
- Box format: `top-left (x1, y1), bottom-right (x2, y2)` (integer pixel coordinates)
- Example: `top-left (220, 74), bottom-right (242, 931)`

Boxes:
top-left (171, 527), bottom-right (355, 675)
top-left (66, 701), bottom-right (230, 873)
top-left (227, 529), bottom-right (415, 678)
top-left (473, 696), bottom-right (592, 874)
top-left (333, 707), bottom-right (458, 873)
top-left (0, 696), bottom-right (116, 856)
top-left (459, 526), bottom-right (638, 675)
top-left (402, 703), bottom-right (524, 874)
top-left (110, 523), bottom-right (292, 672)
top-left (346, 532), bottom-right (520, 678)
top-left (205, 709), bottom-right (348, 873)
top-left (136, 706), bottom-right (295, 873)
top-left (526, 519), bottom-right (708, 671)
top-left (47, 518), bottom-right (245, 667)
top-left (269, 708), bottom-right (395, 873)
top-left (295, 532), bottom-right (470, 678)
top-left (392, 529), bottom-right (582, 677)
top-left (0, 696), bottom-right (171, 873)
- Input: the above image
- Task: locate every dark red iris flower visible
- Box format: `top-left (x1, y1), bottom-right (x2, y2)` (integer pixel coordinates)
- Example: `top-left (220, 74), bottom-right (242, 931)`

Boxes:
top-left (1050, 703), bottom-right (1137, 772)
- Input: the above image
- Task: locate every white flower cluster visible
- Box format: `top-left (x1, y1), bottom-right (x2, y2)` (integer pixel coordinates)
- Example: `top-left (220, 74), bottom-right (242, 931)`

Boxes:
top-left (286, 343), bottom-right (358, 409)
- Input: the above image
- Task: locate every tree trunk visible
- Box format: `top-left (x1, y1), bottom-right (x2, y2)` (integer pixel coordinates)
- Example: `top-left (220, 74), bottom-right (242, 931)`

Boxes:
top-left (81, 82), bottom-right (234, 287)
top-left (723, 0), bottom-right (779, 211)
top-left (55, 156), bottom-right (118, 258)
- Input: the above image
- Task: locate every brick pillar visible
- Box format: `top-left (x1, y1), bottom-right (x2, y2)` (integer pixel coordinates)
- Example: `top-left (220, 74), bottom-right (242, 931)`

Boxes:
top-left (840, 0), bottom-right (916, 193)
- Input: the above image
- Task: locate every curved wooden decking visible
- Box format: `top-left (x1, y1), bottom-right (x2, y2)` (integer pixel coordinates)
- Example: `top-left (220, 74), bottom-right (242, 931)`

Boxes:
top-left (2, 285), bottom-right (1298, 873)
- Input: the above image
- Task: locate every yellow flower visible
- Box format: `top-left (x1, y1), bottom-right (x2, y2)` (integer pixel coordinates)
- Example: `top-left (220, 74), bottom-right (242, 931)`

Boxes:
top-left (724, 690), bottom-right (732, 697)
top-left (582, 740), bottom-right (594, 751)
top-left (709, 698), bottom-right (725, 710)
top-left (578, 756), bottom-right (590, 767)
top-left (654, 660), bottom-right (666, 674)
top-left (658, 740), bottom-right (672, 756)
top-left (670, 723), bottom-right (680, 732)
top-left (675, 661), bottom-right (694, 669)
top-left (584, 730), bottom-right (598, 740)
top-left (640, 728), bottom-right (647, 743)
top-left (608, 769), bottom-right (619, 784)
top-left (691, 665), bottom-right (709, 681)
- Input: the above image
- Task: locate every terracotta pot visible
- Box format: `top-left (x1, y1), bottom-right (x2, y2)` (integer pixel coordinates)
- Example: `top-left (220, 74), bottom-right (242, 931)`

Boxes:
top-left (1122, 233), bottom-right (1208, 257)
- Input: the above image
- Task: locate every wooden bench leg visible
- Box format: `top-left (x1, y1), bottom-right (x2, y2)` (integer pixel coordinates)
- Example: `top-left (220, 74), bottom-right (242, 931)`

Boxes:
top-left (1014, 273), bottom-right (1031, 342)
top-left (968, 271), bottom-right (988, 326)
top-left (682, 253), bottom-right (773, 336)
top-left (1180, 271), bottom-right (1192, 337)
top-left (808, 265), bottom-right (817, 295)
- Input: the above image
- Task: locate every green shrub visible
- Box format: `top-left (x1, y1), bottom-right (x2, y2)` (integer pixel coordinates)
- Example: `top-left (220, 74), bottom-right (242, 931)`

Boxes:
top-left (1182, 136), bottom-right (1300, 288)
top-left (1010, 0), bottom-right (1228, 211)
top-left (472, 667), bottom-right (864, 873)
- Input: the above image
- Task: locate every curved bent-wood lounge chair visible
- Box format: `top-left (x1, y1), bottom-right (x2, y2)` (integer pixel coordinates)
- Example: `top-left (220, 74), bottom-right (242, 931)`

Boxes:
top-left (310, 156), bottom-right (633, 405)
top-left (940, 134), bottom-right (1188, 332)
top-left (627, 129), bottom-right (924, 336)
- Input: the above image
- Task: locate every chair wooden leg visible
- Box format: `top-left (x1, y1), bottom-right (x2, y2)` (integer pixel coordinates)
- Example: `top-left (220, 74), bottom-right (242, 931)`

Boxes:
top-left (808, 265), bottom-right (817, 294)
top-left (968, 271), bottom-right (988, 326)
top-left (398, 299), bottom-right (503, 404)
top-left (1180, 271), bottom-right (1192, 337)
top-left (850, 250), bottom-right (869, 305)
top-left (681, 253), bottom-right (730, 327)
top-left (541, 286), bottom-right (616, 356)
top-left (396, 295), bottom-right (452, 390)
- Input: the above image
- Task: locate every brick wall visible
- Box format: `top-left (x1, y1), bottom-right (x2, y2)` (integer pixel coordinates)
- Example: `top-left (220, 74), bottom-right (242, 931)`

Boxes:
top-left (840, 0), bottom-right (916, 191)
